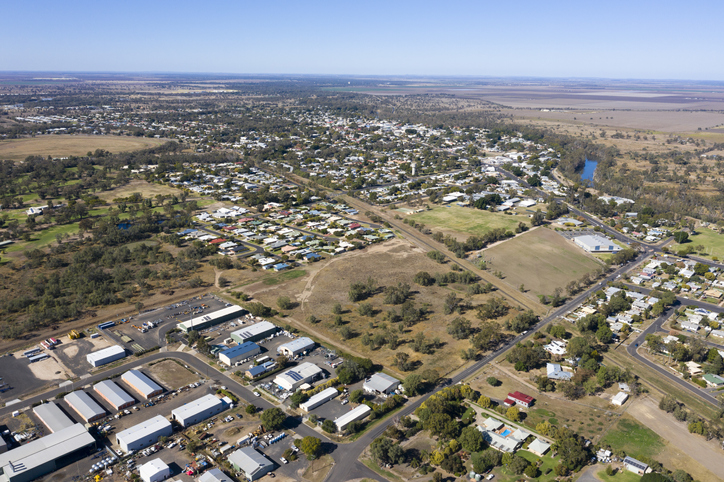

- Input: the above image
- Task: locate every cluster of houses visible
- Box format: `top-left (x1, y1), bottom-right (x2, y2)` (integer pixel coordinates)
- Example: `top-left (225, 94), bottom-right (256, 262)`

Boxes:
top-left (475, 414), bottom-right (551, 457)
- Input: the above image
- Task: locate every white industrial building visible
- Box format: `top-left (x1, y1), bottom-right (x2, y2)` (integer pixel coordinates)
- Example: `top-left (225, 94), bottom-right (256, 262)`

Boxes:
top-left (33, 403), bottom-right (74, 433)
top-left (218, 342), bottom-right (261, 366)
top-left (64, 391), bottom-right (106, 423)
top-left (573, 235), bottom-right (622, 253)
top-left (171, 394), bottom-right (229, 427)
top-left (198, 468), bottom-right (231, 482)
top-left (612, 391), bottom-right (629, 406)
top-left (94, 380), bottom-right (135, 410)
top-left (230, 321), bottom-right (278, 343)
top-left (122, 370), bottom-right (164, 400)
top-left (116, 415), bottom-right (173, 453)
top-left (0, 424), bottom-right (96, 482)
top-left (177, 305), bottom-right (245, 333)
top-left (299, 387), bottom-right (339, 412)
top-left (363, 373), bottom-right (400, 395)
top-left (273, 362), bottom-right (323, 391)
top-left (139, 458), bottom-right (170, 482)
top-left (277, 337), bottom-right (315, 357)
top-left (227, 447), bottom-right (274, 481)
top-left (335, 404), bottom-right (371, 431)
top-left (86, 345), bottom-right (126, 367)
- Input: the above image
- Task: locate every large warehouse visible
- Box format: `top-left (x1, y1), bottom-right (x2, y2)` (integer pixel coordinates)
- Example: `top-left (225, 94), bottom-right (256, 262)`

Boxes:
top-left (228, 447), bottom-right (274, 481)
top-left (94, 380), bottom-right (135, 411)
top-left (177, 305), bottom-right (245, 333)
top-left (277, 337), bottom-right (315, 357)
top-left (139, 458), bottom-right (170, 482)
top-left (573, 235), bottom-right (622, 253)
top-left (273, 362), bottom-right (323, 391)
top-left (171, 394), bottom-right (229, 427)
top-left (87, 345), bottom-right (126, 367)
top-left (33, 403), bottom-right (74, 433)
top-left (299, 387), bottom-right (338, 412)
top-left (335, 404), bottom-right (371, 431)
top-left (218, 342), bottom-right (261, 366)
top-left (116, 415), bottom-right (173, 453)
top-left (121, 370), bottom-right (164, 400)
top-left (230, 321), bottom-right (278, 344)
top-left (64, 391), bottom-right (106, 423)
top-left (0, 424), bottom-right (96, 482)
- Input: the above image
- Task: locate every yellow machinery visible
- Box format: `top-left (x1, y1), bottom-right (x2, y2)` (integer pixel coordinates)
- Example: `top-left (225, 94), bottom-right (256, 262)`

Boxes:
top-left (68, 330), bottom-right (81, 339)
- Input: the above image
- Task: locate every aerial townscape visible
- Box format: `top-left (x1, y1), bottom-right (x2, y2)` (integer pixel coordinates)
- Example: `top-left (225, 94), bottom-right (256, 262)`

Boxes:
top-left (1, 3), bottom-right (724, 482)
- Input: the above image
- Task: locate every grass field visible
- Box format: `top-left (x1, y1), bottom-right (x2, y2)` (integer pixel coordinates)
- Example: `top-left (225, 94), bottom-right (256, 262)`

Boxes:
top-left (672, 228), bottom-right (724, 258)
top-left (407, 205), bottom-right (525, 239)
top-left (484, 228), bottom-right (603, 297)
top-left (0, 135), bottom-right (166, 161)
top-left (596, 469), bottom-right (642, 482)
top-left (600, 415), bottom-right (665, 460)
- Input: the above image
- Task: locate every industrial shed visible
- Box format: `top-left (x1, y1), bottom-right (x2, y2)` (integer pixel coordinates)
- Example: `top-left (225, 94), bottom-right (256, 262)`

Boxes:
top-left (218, 342), bottom-right (261, 366)
top-left (139, 458), bottom-right (170, 482)
top-left (171, 394), bottom-right (228, 427)
top-left (116, 415), bottom-right (173, 453)
top-left (198, 468), bottom-right (231, 482)
top-left (228, 447), bottom-right (274, 481)
top-left (33, 403), bottom-right (74, 433)
top-left (230, 321), bottom-right (278, 343)
top-left (335, 404), bottom-right (371, 431)
top-left (277, 337), bottom-right (315, 357)
top-left (64, 391), bottom-right (106, 423)
top-left (94, 380), bottom-right (135, 410)
top-left (122, 370), bottom-right (164, 400)
top-left (177, 305), bottom-right (245, 333)
top-left (363, 373), bottom-right (400, 395)
top-left (573, 235), bottom-right (622, 253)
top-left (273, 362), bottom-right (322, 391)
top-left (86, 345), bottom-right (126, 367)
top-left (0, 424), bottom-right (96, 482)
top-left (299, 387), bottom-right (338, 412)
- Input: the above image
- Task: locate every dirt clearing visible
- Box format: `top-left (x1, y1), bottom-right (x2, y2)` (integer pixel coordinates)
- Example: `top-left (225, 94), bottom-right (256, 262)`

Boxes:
top-left (146, 359), bottom-right (198, 389)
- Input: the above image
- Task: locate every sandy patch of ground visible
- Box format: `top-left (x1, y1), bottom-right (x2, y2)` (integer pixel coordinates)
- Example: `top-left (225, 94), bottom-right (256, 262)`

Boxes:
top-left (628, 396), bottom-right (723, 481)
top-left (146, 359), bottom-right (198, 390)
top-left (27, 356), bottom-right (73, 381)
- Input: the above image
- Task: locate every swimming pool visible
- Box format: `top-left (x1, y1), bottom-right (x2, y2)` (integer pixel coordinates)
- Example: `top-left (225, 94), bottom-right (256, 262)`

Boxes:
top-left (501, 429), bottom-right (512, 436)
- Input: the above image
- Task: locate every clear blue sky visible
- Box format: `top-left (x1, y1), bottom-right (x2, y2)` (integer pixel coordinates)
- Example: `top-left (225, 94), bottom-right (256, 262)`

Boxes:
top-left (3, 0), bottom-right (723, 80)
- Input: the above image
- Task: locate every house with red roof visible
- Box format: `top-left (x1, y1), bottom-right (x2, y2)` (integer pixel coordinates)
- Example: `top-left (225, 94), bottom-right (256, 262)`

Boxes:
top-left (504, 391), bottom-right (534, 408)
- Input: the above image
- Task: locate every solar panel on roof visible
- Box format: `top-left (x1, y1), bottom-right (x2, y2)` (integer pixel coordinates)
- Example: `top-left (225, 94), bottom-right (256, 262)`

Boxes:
top-left (287, 371), bottom-right (302, 381)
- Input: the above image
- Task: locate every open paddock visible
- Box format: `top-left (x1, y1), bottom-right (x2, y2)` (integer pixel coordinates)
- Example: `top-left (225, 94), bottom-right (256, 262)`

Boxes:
top-left (0, 135), bottom-right (167, 161)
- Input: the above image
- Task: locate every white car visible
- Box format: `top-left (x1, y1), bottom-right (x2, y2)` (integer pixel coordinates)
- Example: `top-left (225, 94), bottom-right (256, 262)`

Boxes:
top-left (280, 457), bottom-right (288, 464)
top-left (254, 392), bottom-right (261, 397)
top-left (341, 399), bottom-right (348, 405)
top-left (486, 475), bottom-right (494, 480)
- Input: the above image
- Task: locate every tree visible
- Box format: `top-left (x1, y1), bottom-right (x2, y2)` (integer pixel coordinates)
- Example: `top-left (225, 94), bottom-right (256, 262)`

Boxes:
top-left (298, 436), bottom-right (322, 460)
top-left (403, 374), bottom-right (424, 396)
top-left (536, 420), bottom-right (552, 436)
top-left (349, 389), bottom-right (364, 404)
top-left (277, 296), bottom-right (292, 310)
top-left (447, 317), bottom-right (473, 339)
top-left (531, 209), bottom-right (546, 226)
top-left (322, 419), bottom-right (337, 433)
top-left (509, 455), bottom-right (529, 474)
top-left (339, 326), bottom-right (353, 340)
top-left (524, 464), bottom-right (540, 478)
top-left (477, 395), bottom-right (492, 408)
top-left (332, 303), bottom-right (343, 314)
top-left (440, 453), bottom-right (464, 474)
top-left (260, 407), bottom-right (286, 431)
top-left (358, 302), bottom-right (374, 317)
top-left (246, 404), bottom-right (257, 415)
top-left (486, 376), bottom-right (499, 386)
top-left (458, 425), bottom-right (485, 452)
top-left (186, 439), bottom-right (200, 453)
top-left (413, 271), bottom-right (434, 286)
top-left (506, 406), bottom-right (520, 422)
top-left (674, 231), bottom-right (689, 244)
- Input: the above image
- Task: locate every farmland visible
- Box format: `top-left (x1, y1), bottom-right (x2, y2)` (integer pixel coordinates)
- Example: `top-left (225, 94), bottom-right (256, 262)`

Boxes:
top-left (0, 134), bottom-right (167, 161)
top-left (407, 205), bottom-right (527, 240)
top-left (484, 227), bottom-right (603, 297)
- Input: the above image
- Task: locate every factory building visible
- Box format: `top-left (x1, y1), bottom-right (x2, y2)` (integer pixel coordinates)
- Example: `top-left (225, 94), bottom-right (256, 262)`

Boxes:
top-left (299, 387), bottom-right (338, 412)
top-left (0, 424), bottom-right (96, 482)
top-left (335, 404), bottom-right (371, 431)
top-left (276, 337), bottom-right (315, 357)
top-left (116, 415), bottom-right (173, 453)
top-left (64, 391), bottom-right (106, 423)
top-left (94, 380), bottom-right (135, 411)
top-left (171, 394), bottom-right (229, 428)
top-left (177, 305), bottom-right (245, 333)
top-left (121, 370), bottom-right (164, 400)
top-left (86, 345), bottom-right (126, 367)
top-left (363, 373), bottom-right (400, 395)
top-left (218, 342), bottom-right (261, 366)
top-left (273, 362), bottom-right (322, 391)
top-left (139, 459), bottom-right (170, 482)
top-left (228, 447), bottom-right (274, 481)
top-left (230, 321), bottom-right (278, 344)
top-left (32, 403), bottom-right (74, 433)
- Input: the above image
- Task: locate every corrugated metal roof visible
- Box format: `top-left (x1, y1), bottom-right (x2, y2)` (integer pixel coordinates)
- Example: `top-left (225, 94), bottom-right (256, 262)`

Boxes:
top-left (94, 380), bottom-right (134, 409)
top-left (334, 404), bottom-right (371, 429)
top-left (219, 342), bottom-right (259, 360)
top-left (228, 447), bottom-right (272, 478)
top-left (277, 337), bottom-right (315, 354)
top-left (117, 415), bottom-right (171, 445)
top-left (87, 345), bottom-right (125, 364)
top-left (33, 403), bottom-right (75, 433)
top-left (171, 394), bottom-right (224, 421)
top-left (363, 372), bottom-right (399, 393)
top-left (64, 391), bottom-right (105, 421)
top-left (231, 321), bottom-right (277, 340)
top-left (122, 370), bottom-right (163, 397)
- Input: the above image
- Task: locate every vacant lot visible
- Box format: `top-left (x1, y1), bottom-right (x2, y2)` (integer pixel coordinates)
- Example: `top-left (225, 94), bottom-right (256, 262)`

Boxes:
top-left (243, 238), bottom-right (520, 378)
top-left (146, 359), bottom-right (198, 389)
top-left (600, 415), bottom-right (664, 460)
top-left (484, 228), bottom-right (603, 297)
top-left (672, 227), bottom-right (724, 259)
top-left (0, 135), bottom-right (166, 161)
top-left (96, 179), bottom-right (184, 203)
top-left (407, 205), bottom-right (526, 240)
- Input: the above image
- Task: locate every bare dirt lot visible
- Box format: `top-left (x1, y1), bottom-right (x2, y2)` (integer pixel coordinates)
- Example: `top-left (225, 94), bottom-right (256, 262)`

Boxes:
top-left (0, 134), bottom-right (167, 161)
top-left (146, 359), bottom-right (199, 390)
top-left (628, 396), bottom-right (723, 481)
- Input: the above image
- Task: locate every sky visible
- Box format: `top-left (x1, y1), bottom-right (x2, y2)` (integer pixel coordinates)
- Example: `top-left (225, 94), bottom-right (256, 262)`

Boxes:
top-left (3, 0), bottom-right (723, 80)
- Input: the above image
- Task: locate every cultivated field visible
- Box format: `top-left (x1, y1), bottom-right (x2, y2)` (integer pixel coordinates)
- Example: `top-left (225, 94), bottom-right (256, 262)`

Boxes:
top-left (0, 134), bottom-right (166, 161)
top-left (241, 238), bottom-right (521, 378)
top-left (484, 228), bottom-right (603, 297)
top-left (407, 205), bottom-right (526, 240)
